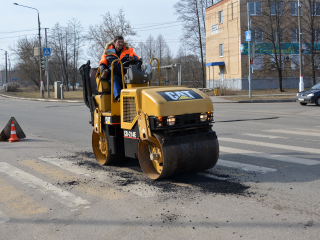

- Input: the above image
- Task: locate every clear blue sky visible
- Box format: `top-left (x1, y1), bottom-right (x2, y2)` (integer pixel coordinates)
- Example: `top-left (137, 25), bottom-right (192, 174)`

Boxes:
top-left (0, 0), bottom-right (183, 65)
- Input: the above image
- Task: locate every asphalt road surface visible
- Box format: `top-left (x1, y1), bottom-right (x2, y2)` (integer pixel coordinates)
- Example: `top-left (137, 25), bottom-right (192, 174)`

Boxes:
top-left (0, 96), bottom-right (319, 239)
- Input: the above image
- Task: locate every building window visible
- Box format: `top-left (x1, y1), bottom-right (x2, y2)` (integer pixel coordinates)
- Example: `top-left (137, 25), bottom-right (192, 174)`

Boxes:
top-left (312, 3), bottom-right (320, 16)
top-left (252, 29), bottom-right (263, 43)
top-left (219, 44), bottom-right (223, 57)
top-left (219, 11), bottom-right (223, 24)
top-left (290, 55), bottom-right (304, 70)
top-left (313, 55), bottom-right (320, 69)
top-left (270, 2), bottom-right (282, 15)
top-left (291, 2), bottom-right (302, 16)
top-left (249, 2), bottom-right (262, 16)
top-left (315, 29), bottom-right (320, 42)
top-left (273, 29), bottom-right (284, 43)
top-left (291, 29), bottom-right (299, 43)
top-left (252, 55), bottom-right (264, 70)
top-left (271, 55), bottom-right (285, 70)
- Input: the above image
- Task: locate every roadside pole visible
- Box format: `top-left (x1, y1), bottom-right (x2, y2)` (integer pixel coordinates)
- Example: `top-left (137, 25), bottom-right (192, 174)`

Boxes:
top-left (247, 2), bottom-right (252, 98)
top-left (5, 51), bottom-right (8, 92)
top-left (45, 28), bottom-right (50, 98)
top-left (298, 0), bottom-right (304, 92)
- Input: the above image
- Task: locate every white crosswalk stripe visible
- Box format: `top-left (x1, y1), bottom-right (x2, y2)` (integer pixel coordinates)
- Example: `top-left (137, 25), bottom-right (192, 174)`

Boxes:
top-left (216, 159), bottom-right (277, 174)
top-left (219, 137), bottom-right (320, 155)
top-left (240, 133), bottom-right (285, 139)
top-left (0, 210), bottom-right (10, 224)
top-left (220, 146), bottom-right (319, 165)
top-left (0, 162), bottom-right (89, 208)
top-left (265, 129), bottom-right (320, 137)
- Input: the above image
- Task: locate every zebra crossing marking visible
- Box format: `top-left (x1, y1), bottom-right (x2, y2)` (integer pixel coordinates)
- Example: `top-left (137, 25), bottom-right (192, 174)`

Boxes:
top-left (219, 137), bottom-right (320, 155)
top-left (220, 146), bottom-right (319, 165)
top-left (21, 159), bottom-right (127, 201)
top-left (0, 177), bottom-right (48, 215)
top-left (0, 162), bottom-right (89, 208)
top-left (240, 133), bottom-right (285, 139)
top-left (216, 159), bottom-right (277, 174)
top-left (265, 129), bottom-right (320, 137)
top-left (0, 210), bottom-right (9, 224)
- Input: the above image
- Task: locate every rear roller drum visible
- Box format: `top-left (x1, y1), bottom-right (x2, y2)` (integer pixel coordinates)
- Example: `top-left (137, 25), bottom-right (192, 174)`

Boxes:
top-left (92, 130), bottom-right (118, 165)
top-left (138, 132), bottom-right (219, 180)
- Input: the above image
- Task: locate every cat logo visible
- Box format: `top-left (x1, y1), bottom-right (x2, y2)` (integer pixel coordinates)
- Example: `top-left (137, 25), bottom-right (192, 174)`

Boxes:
top-left (157, 90), bottom-right (203, 102)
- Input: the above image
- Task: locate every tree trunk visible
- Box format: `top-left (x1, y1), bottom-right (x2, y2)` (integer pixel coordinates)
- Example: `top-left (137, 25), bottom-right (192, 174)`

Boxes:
top-left (195, 0), bottom-right (205, 88)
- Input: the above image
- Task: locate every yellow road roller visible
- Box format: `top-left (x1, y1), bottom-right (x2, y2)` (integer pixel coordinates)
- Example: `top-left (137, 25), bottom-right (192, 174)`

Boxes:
top-left (79, 54), bottom-right (219, 180)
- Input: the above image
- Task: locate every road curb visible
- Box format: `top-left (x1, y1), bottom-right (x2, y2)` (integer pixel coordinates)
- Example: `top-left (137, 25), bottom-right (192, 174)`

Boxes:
top-left (1, 93), bottom-right (295, 104)
top-left (236, 99), bottom-right (296, 103)
top-left (210, 97), bottom-right (296, 104)
top-left (0, 93), bottom-right (84, 103)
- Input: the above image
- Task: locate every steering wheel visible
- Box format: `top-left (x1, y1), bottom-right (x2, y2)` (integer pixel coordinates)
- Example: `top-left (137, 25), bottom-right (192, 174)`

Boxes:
top-left (122, 59), bottom-right (143, 67)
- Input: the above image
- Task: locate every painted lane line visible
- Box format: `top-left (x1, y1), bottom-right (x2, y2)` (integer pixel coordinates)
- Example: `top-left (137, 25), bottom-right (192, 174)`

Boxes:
top-left (265, 129), bottom-right (320, 137)
top-left (39, 157), bottom-right (159, 198)
top-left (0, 162), bottom-right (89, 208)
top-left (219, 137), bottom-right (320, 155)
top-left (0, 210), bottom-right (9, 224)
top-left (215, 159), bottom-right (277, 174)
top-left (240, 133), bottom-right (285, 139)
top-left (220, 146), bottom-right (320, 166)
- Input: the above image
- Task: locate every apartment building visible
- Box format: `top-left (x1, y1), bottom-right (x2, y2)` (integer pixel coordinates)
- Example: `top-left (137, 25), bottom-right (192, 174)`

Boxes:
top-left (205, 0), bottom-right (320, 90)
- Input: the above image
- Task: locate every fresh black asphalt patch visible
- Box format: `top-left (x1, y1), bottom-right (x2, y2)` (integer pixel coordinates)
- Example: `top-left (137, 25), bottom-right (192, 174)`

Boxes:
top-left (60, 151), bottom-right (253, 198)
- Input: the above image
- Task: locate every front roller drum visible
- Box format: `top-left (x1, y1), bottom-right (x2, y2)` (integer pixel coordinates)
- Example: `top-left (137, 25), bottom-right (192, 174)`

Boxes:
top-left (138, 131), bottom-right (219, 180)
top-left (92, 130), bottom-right (118, 165)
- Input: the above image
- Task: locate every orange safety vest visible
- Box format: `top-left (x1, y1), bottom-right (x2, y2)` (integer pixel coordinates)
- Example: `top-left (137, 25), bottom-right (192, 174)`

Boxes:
top-left (99, 45), bottom-right (139, 67)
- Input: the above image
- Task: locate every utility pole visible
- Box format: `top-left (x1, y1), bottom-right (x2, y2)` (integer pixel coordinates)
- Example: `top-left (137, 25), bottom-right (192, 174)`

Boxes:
top-left (37, 9), bottom-right (44, 98)
top-left (247, 2), bottom-right (252, 98)
top-left (5, 51), bottom-right (8, 92)
top-left (298, 0), bottom-right (304, 92)
top-left (45, 28), bottom-right (50, 98)
top-left (74, 25), bottom-right (76, 91)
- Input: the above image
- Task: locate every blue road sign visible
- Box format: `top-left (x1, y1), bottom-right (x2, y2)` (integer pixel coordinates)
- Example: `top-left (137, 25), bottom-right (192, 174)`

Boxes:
top-left (246, 31), bottom-right (251, 41)
top-left (43, 48), bottom-right (51, 56)
top-left (12, 78), bottom-right (17, 81)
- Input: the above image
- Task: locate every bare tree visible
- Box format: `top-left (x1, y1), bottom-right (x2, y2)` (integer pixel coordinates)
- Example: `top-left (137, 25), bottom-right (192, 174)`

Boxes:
top-left (10, 37), bottom-right (41, 88)
top-left (174, 0), bottom-right (206, 88)
top-left (144, 35), bottom-right (156, 63)
top-left (87, 9), bottom-right (137, 62)
top-left (50, 23), bottom-right (73, 90)
top-left (68, 18), bottom-right (84, 90)
top-left (175, 44), bottom-right (203, 88)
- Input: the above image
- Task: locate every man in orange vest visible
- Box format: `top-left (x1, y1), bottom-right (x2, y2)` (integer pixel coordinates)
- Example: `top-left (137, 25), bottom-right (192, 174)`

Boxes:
top-left (99, 36), bottom-right (139, 101)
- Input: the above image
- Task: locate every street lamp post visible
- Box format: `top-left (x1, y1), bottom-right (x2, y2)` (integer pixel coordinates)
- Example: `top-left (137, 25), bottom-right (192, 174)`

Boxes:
top-left (0, 49), bottom-right (8, 92)
top-left (298, 0), bottom-right (304, 92)
top-left (14, 3), bottom-right (44, 98)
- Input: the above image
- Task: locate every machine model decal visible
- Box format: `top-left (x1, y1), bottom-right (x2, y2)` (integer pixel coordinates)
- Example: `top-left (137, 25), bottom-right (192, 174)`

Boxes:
top-left (157, 90), bottom-right (203, 101)
top-left (124, 130), bottom-right (138, 139)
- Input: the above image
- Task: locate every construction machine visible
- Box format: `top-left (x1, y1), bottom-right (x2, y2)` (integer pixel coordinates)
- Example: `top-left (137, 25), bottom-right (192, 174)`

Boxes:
top-left (79, 50), bottom-right (219, 180)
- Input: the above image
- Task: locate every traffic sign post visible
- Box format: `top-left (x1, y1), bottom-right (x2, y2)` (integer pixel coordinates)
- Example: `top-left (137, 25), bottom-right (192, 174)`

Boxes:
top-left (246, 31), bottom-right (251, 42)
top-left (247, 3), bottom-right (252, 98)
